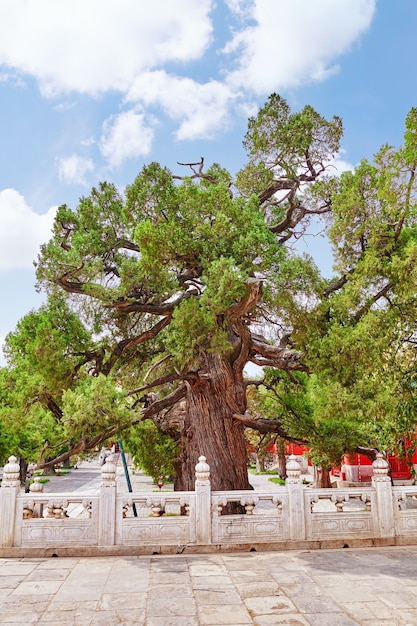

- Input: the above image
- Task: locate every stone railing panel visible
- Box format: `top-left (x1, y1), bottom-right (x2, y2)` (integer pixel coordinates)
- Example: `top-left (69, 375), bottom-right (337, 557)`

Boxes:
top-left (115, 492), bottom-right (196, 546)
top-left (304, 488), bottom-right (376, 541)
top-left (211, 490), bottom-right (289, 544)
top-left (13, 493), bottom-right (100, 547)
top-left (393, 486), bottom-right (417, 536)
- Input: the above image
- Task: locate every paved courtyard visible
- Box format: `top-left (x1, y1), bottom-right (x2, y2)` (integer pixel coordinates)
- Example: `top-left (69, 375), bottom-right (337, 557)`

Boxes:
top-left (1, 546), bottom-right (417, 625)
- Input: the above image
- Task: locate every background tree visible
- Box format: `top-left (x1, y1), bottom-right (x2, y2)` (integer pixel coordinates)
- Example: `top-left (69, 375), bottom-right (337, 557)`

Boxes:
top-left (124, 420), bottom-right (178, 483)
top-left (0, 295), bottom-right (93, 476)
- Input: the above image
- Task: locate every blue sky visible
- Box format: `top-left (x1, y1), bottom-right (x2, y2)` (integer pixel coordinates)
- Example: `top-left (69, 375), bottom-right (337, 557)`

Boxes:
top-left (0, 0), bottom-right (416, 364)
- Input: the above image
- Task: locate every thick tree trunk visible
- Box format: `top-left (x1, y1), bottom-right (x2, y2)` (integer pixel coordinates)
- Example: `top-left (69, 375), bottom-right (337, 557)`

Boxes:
top-left (314, 465), bottom-right (332, 488)
top-left (255, 452), bottom-right (266, 473)
top-left (19, 458), bottom-right (28, 486)
top-left (177, 354), bottom-right (252, 492)
top-left (276, 439), bottom-right (287, 479)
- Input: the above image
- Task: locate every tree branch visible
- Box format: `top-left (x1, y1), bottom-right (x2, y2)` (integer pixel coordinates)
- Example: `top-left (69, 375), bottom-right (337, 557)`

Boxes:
top-left (37, 426), bottom-right (125, 470)
top-left (250, 337), bottom-right (308, 372)
top-left (38, 384), bottom-right (188, 469)
top-left (258, 180), bottom-right (296, 205)
top-left (323, 274), bottom-right (349, 297)
top-left (353, 281), bottom-right (393, 322)
top-left (225, 278), bottom-right (263, 320)
top-left (173, 158), bottom-right (218, 184)
top-left (108, 287), bottom-right (198, 315)
top-left (111, 316), bottom-right (171, 359)
top-left (142, 384), bottom-right (187, 419)
top-left (128, 371), bottom-right (184, 397)
top-left (232, 412), bottom-right (307, 443)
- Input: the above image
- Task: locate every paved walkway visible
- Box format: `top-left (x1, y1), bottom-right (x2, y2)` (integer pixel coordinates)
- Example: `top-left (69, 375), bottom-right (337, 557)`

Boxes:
top-left (38, 461), bottom-right (289, 495)
top-left (36, 458), bottom-right (165, 495)
top-left (1, 546), bottom-right (417, 624)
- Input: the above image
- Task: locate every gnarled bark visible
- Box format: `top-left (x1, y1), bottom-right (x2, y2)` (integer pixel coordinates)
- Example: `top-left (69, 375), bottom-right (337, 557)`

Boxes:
top-left (177, 353), bottom-right (252, 492)
top-left (314, 466), bottom-right (332, 488)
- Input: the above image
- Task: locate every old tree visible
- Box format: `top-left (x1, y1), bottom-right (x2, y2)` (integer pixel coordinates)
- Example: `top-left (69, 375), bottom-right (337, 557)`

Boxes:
top-left (2, 95), bottom-right (417, 489)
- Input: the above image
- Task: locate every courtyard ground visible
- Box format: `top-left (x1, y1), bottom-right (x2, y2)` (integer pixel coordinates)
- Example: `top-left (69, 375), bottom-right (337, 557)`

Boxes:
top-left (1, 546), bottom-right (417, 624)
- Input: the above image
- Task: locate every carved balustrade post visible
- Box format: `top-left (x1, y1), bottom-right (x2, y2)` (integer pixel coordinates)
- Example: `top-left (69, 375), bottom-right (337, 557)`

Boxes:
top-left (29, 476), bottom-right (43, 493)
top-left (98, 454), bottom-right (117, 546)
top-left (0, 455), bottom-right (21, 547)
top-left (29, 476), bottom-right (44, 518)
top-left (195, 455), bottom-right (211, 545)
top-left (286, 455), bottom-right (306, 541)
top-left (372, 452), bottom-right (395, 538)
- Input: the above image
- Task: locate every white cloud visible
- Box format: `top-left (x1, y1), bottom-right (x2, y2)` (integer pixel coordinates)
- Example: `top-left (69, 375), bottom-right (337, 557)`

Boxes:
top-left (224, 0), bottom-right (253, 19)
top-left (0, 1), bottom-right (214, 96)
top-left (0, 70), bottom-right (25, 88)
top-left (126, 72), bottom-right (236, 140)
top-left (224, 0), bottom-right (376, 93)
top-left (328, 151), bottom-right (355, 176)
top-left (100, 110), bottom-right (154, 168)
top-left (57, 155), bottom-right (94, 185)
top-left (0, 189), bottom-right (56, 270)
top-left (0, 0), bottom-right (377, 143)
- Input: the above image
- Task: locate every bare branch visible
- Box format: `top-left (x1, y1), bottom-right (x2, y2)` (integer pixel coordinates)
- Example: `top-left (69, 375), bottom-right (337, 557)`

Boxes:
top-left (128, 371), bottom-right (184, 397)
top-left (144, 354), bottom-right (173, 381)
top-left (142, 384), bottom-right (187, 419)
top-left (323, 274), bottom-right (349, 297)
top-left (225, 278), bottom-right (263, 320)
top-left (111, 316), bottom-right (171, 358)
top-left (269, 201), bottom-right (306, 235)
top-left (232, 412), bottom-right (307, 443)
top-left (37, 426), bottom-right (126, 470)
top-left (250, 337), bottom-right (308, 372)
top-left (258, 180), bottom-right (296, 205)
top-left (173, 157), bottom-right (218, 184)
top-left (108, 287), bottom-right (198, 315)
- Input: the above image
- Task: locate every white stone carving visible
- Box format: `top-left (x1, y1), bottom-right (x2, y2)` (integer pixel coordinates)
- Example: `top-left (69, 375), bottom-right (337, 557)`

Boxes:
top-left (331, 493), bottom-right (349, 512)
top-left (22, 500), bottom-right (36, 519)
top-left (46, 499), bottom-right (69, 518)
top-left (1, 456), bottom-right (20, 487)
top-left (286, 455), bottom-right (301, 484)
top-left (101, 454), bottom-right (117, 486)
top-left (146, 497), bottom-right (166, 517)
top-left (195, 456), bottom-right (210, 483)
top-left (372, 452), bottom-right (390, 481)
top-left (240, 496), bottom-right (259, 515)
top-left (29, 476), bottom-right (43, 493)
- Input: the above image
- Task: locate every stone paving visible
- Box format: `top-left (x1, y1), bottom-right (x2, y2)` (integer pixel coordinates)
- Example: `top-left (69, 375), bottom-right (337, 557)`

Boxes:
top-left (1, 546), bottom-right (417, 624)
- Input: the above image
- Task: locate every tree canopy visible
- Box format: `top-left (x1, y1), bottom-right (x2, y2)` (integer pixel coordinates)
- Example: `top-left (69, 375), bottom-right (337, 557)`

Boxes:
top-left (1, 95), bottom-right (416, 490)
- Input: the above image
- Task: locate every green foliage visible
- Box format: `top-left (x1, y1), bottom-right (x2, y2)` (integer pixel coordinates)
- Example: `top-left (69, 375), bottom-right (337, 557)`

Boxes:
top-left (0, 373), bottom-right (60, 464)
top-left (124, 420), bottom-right (178, 482)
top-left (0, 295), bottom-right (93, 462)
top-left (62, 375), bottom-right (131, 441)
top-left (4, 294), bottom-right (92, 385)
top-left (268, 476), bottom-right (286, 485)
top-left (261, 369), bottom-right (315, 442)
top-left (239, 93), bottom-right (342, 192)
top-left (248, 468), bottom-right (280, 475)
top-left (283, 109), bottom-right (417, 464)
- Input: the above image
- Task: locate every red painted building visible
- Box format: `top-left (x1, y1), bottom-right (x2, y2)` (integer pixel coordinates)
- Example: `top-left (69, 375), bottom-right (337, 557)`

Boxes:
top-left (252, 441), bottom-right (417, 482)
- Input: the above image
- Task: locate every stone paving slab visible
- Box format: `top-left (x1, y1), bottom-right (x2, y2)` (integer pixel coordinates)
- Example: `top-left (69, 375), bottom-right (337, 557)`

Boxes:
top-left (1, 546), bottom-right (417, 624)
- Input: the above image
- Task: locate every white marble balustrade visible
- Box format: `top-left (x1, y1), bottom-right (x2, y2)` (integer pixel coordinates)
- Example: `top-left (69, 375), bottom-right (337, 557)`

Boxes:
top-left (2, 452), bottom-right (417, 554)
